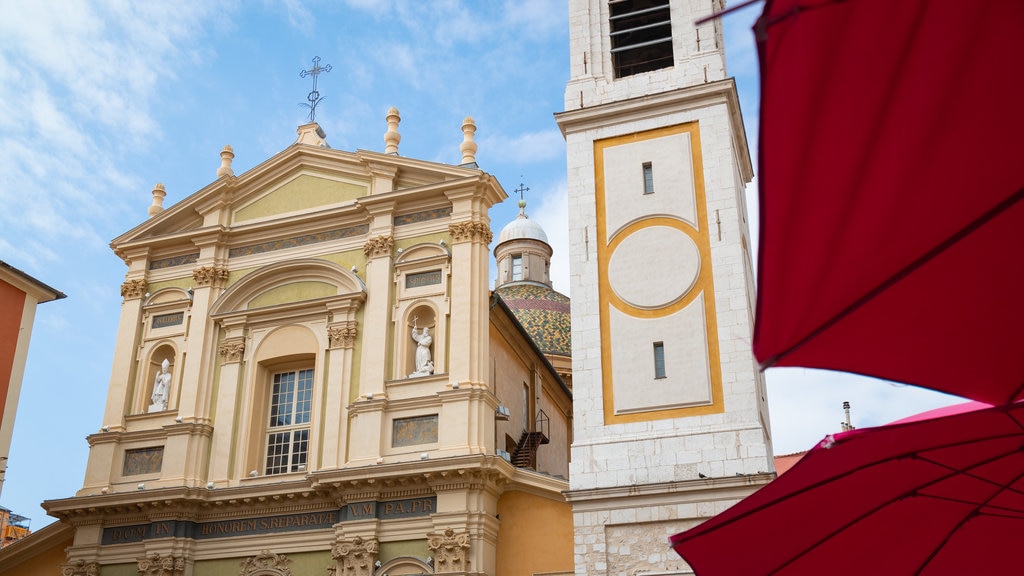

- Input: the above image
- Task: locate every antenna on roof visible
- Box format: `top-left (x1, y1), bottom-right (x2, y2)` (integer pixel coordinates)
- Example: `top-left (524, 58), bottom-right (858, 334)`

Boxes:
top-left (840, 401), bottom-right (856, 432)
top-left (299, 56), bottom-right (332, 123)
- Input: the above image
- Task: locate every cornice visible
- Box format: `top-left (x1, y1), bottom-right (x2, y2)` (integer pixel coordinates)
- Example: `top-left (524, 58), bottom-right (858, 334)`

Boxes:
top-left (554, 78), bottom-right (753, 183)
top-left (43, 456), bottom-right (522, 525)
top-left (564, 472), bottom-right (775, 510)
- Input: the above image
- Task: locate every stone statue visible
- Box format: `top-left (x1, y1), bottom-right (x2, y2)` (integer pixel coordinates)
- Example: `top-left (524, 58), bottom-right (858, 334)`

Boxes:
top-left (410, 318), bottom-right (434, 377)
top-left (149, 358), bottom-right (171, 412)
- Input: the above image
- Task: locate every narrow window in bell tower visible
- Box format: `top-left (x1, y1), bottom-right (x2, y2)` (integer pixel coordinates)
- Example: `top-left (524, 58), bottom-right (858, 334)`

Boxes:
top-left (653, 341), bottom-right (667, 379)
top-left (512, 254), bottom-right (523, 281)
top-left (642, 162), bottom-right (655, 194)
top-left (610, 0), bottom-right (674, 78)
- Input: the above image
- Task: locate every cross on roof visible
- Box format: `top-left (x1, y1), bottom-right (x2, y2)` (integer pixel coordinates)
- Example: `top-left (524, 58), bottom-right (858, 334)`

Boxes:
top-left (300, 56), bottom-right (332, 123)
top-left (514, 180), bottom-right (530, 202)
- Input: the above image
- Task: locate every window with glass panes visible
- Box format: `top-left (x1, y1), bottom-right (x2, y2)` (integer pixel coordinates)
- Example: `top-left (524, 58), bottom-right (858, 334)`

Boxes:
top-left (265, 369), bottom-right (313, 474)
top-left (512, 254), bottom-right (523, 281)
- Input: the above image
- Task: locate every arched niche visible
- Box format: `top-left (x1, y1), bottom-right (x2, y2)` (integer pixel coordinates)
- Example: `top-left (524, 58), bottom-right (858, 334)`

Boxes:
top-left (376, 556), bottom-right (433, 576)
top-left (403, 302), bottom-right (439, 378)
top-left (142, 342), bottom-right (177, 413)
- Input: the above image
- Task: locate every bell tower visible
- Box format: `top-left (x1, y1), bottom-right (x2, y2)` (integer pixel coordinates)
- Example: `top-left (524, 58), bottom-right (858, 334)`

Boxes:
top-left (555, 1), bottom-right (773, 573)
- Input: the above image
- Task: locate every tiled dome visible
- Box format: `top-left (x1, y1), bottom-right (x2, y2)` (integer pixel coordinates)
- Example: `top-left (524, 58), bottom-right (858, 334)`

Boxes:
top-left (495, 283), bottom-right (571, 358)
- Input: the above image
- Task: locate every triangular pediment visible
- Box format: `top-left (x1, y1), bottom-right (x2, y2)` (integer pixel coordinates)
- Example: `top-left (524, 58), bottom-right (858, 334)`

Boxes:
top-left (232, 171), bottom-right (368, 225)
top-left (111, 125), bottom-right (487, 253)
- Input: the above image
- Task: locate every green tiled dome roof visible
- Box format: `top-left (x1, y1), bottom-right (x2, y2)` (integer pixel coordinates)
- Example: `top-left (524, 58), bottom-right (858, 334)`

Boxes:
top-left (495, 283), bottom-right (571, 357)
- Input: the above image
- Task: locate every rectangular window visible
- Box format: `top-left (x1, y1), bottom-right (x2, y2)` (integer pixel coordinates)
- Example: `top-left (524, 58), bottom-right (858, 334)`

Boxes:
top-left (610, 0), bottom-right (674, 78)
top-left (265, 369), bottom-right (314, 475)
top-left (512, 254), bottom-right (523, 281)
top-left (653, 341), bottom-right (666, 379)
top-left (643, 162), bottom-right (654, 194)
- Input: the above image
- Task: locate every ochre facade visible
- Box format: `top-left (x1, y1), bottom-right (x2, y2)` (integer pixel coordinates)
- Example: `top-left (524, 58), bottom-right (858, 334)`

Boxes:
top-left (14, 119), bottom-right (573, 575)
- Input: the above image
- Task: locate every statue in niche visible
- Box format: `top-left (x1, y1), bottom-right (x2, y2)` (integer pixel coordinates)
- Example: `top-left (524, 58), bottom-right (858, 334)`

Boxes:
top-left (149, 358), bottom-right (171, 413)
top-left (409, 317), bottom-right (434, 377)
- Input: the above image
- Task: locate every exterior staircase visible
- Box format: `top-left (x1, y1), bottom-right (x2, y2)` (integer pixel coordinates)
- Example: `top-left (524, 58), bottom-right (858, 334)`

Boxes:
top-left (511, 410), bottom-right (550, 469)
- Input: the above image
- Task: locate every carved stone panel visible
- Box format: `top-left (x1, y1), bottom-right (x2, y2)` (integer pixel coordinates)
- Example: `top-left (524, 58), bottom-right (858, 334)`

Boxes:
top-left (219, 339), bottom-right (246, 364)
top-left (448, 221), bottom-right (492, 244)
top-left (121, 279), bottom-right (148, 300)
top-left (363, 234), bottom-right (394, 258)
top-left (428, 528), bottom-right (470, 573)
top-left (331, 537), bottom-right (379, 576)
top-left (328, 321), bottom-right (358, 349)
top-left (240, 550), bottom-right (292, 576)
top-left (137, 553), bottom-right (185, 576)
top-left (193, 265), bottom-right (229, 288)
top-left (61, 559), bottom-right (99, 576)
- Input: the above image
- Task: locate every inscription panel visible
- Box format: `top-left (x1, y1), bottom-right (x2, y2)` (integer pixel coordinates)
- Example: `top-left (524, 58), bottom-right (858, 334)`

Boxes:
top-left (392, 414), bottom-right (439, 447)
top-left (122, 447), bottom-right (164, 476)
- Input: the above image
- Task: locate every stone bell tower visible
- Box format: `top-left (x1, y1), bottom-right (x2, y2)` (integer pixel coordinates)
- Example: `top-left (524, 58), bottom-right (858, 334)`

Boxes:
top-left (555, 1), bottom-right (774, 573)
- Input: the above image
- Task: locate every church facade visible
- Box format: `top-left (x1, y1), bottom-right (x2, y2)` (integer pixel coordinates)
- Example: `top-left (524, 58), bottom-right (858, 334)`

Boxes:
top-left (32, 116), bottom-right (573, 576)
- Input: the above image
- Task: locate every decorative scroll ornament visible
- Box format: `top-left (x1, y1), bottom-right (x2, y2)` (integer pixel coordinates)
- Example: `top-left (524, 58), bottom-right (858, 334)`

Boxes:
top-left (240, 550), bottom-right (292, 576)
top-left (193, 265), bottom-right (229, 287)
top-left (121, 279), bottom-right (148, 300)
top-left (363, 235), bottom-right (394, 258)
top-left (61, 559), bottom-right (100, 576)
top-left (137, 553), bottom-right (185, 576)
top-left (219, 339), bottom-right (246, 364)
top-left (428, 528), bottom-right (471, 573)
top-left (448, 221), bottom-right (492, 244)
top-left (328, 322), bottom-right (358, 349)
top-left (331, 537), bottom-right (379, 576)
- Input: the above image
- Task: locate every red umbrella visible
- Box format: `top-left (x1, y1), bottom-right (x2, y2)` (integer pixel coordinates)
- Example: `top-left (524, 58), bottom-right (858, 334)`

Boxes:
top-left (752, 0), bottom-right (1024, 404)
top-left (670, 401), bottom-right (1024, 575)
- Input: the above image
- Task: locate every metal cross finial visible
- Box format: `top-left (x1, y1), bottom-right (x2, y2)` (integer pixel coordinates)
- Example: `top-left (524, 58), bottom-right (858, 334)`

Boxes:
top-left (299, 56), bottom-right (332, 123)
top-left (514, 179), bottom-right (530, 202)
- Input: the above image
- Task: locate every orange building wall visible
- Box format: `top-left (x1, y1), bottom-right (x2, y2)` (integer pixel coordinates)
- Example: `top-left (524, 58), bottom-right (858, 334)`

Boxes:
top-left (496, 490), bottom-right (573, 575)
top-left (0, 280), bottom-right (27, 428)
top-left (0, 530), bottom-right (73, 576)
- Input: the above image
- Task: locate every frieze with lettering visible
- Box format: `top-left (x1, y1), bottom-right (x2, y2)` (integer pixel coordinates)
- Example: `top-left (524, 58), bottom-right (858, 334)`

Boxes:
top-left (100, 497), bottom-right (436, 543)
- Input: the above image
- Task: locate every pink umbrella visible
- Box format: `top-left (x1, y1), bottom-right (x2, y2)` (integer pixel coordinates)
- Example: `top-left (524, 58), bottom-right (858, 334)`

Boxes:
top-left (750, 0), bottom-right (1024, 404)
top-left (671, 401), bottom-right (1024, 575)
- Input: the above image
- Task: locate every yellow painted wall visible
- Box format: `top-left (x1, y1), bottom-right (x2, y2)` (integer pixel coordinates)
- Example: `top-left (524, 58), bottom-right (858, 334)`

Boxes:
top-left (379, 539), bottom-right (430, 563)
top-left (495, 491), bottom-right (573, 575)
top-left (192, 550), bottom-right (332, 575)
top-left (0, 533), bottom-right (73, 576)
top-left (234, 174), bottom-right (367, 223)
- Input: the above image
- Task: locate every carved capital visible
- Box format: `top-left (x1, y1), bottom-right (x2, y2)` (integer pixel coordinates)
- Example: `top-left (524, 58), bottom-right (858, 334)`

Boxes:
top-left (121, 279), bottom-right (148, 300)
top-left (428, 528), bottom-right (471, 573)
top-left (219, 339), bottom-right (246, 364)
top-left (328, 322), bottom-right (358, 349)
top-left (240, 550), bottom-right (292, 576)
top-left (137, 553), bottom-right (185, 576)
top-left (448, 221), bottom-right (492, 244)
top-left (192, 265), bottom-right (229, 287)
top-left (331, 537), bottom-right (379, 576)
top-left (61, 560), bottom-right (100, 576)
top-left (362, 234), bottom-right (394, 258)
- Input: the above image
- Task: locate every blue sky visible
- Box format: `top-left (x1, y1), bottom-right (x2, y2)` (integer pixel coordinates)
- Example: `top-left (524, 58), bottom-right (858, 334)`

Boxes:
top-left (0, 1), bottom-right (957, 528)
